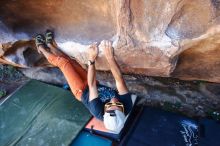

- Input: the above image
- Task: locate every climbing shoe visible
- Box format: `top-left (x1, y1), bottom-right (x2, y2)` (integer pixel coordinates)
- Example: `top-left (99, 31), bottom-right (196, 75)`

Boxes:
top-left (35, 34), bottom-right (46, 54)
top-left (45, 29), bottom-right (54, 44)
top-left (35, 34), bottom-right (46, 47)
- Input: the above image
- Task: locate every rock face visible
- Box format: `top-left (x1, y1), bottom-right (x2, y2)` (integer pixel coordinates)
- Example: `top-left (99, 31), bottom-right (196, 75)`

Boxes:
top-left (18, 68), bottom-right (220, 118)
top-left (0, 0), bottom-right (220, 83)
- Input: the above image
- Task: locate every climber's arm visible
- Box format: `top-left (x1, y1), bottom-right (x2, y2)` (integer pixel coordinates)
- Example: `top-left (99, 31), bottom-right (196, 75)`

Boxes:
top-left (99, 40), bottom-right (128, 95)
top-left (87, 43), bottom-right (99, 101)
top-left (87, 62), bottom-right (98, 101)
top-left (107, 56), bottom-right (128, 95)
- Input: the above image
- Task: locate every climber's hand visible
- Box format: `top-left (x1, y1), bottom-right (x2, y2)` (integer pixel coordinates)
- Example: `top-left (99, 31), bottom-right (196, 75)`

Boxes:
top-left (99, 40), bottom-right (114, 61)
top-left (88, 42), bottom-right (99, 62)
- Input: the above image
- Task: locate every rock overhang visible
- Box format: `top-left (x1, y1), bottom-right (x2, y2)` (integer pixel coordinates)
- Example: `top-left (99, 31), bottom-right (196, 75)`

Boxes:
top-left (0, 0), bottom-right (220, 83)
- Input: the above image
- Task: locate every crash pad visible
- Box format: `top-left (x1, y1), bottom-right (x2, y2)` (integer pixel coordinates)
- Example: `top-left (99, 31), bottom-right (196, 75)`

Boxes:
top-left (85, 95), bottom-right (138, 141)
top-left (71, 131), bottom-right (112, 146)
top-left (199, 119), bottom-right (220, 146)
top-left (0, 80), bottom-right (91, 146)
top-left (120, 107), bottom-right (199, 146)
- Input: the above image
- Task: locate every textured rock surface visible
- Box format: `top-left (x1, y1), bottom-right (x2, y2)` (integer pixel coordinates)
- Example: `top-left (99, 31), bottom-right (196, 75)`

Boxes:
top-left (19, 68), bottom-right (220, 117)
top-left (0, 0), bottom-right (220, 83)
top-left (1, 64), bottom-right (219, 118)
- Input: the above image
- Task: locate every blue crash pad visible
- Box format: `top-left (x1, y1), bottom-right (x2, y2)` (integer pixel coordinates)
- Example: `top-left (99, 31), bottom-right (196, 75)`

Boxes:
top-left (199, 119), bottom-right (220, 146)
top-left (120, 107), bottom-right (199, 146)
top-left (71, 131), bottom-right (112, 146)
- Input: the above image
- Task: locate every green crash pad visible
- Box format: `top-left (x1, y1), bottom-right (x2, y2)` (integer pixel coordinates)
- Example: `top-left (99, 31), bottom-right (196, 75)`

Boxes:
top-left (0, 80), bottom-right (91, 146)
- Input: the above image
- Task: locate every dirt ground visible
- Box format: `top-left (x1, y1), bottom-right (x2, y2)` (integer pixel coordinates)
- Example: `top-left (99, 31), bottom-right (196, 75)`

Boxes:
top-left (0, 65), bottom-right (29, 102)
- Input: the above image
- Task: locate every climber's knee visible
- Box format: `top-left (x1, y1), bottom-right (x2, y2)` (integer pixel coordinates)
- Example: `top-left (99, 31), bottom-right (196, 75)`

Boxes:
top-left (48, 55), bottom-right (70, 68)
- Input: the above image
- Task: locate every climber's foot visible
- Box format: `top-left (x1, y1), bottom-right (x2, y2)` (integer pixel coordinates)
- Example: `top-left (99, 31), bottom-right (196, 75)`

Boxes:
top-left (45, 29), bottom-right (54, 44)
top-left (45, 29), bottom-right (59, 47)
top-left (45, 29), bottom-right (63, 56)
top-left (35, 34), bottom-right (46, 54)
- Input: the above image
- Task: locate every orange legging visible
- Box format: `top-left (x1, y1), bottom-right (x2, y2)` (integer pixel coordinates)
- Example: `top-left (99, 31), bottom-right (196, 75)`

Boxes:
top-left (47, 53), bottom-right (87, 101)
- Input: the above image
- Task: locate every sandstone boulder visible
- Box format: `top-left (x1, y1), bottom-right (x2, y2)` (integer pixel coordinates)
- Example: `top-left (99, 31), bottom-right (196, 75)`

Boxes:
top-left (0, 0), bottom-right (220, 83)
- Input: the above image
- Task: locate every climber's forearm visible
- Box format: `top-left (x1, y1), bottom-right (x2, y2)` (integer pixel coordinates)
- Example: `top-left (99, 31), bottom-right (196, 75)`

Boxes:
top-left (87, 63), bottom-right (98, 101)
top-left (87, 43), bottom-right (99, 101)
top-left (107, 58), bottom-right (123, 82)
top-left (87, 63), bottom-right (96, 87)
top-left (107, 57), bottom-right (128, 94)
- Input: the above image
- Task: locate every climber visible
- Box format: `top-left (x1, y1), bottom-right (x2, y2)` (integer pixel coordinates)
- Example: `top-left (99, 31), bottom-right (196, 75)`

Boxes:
top-left (35, 30), bottom-right (133, 133)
